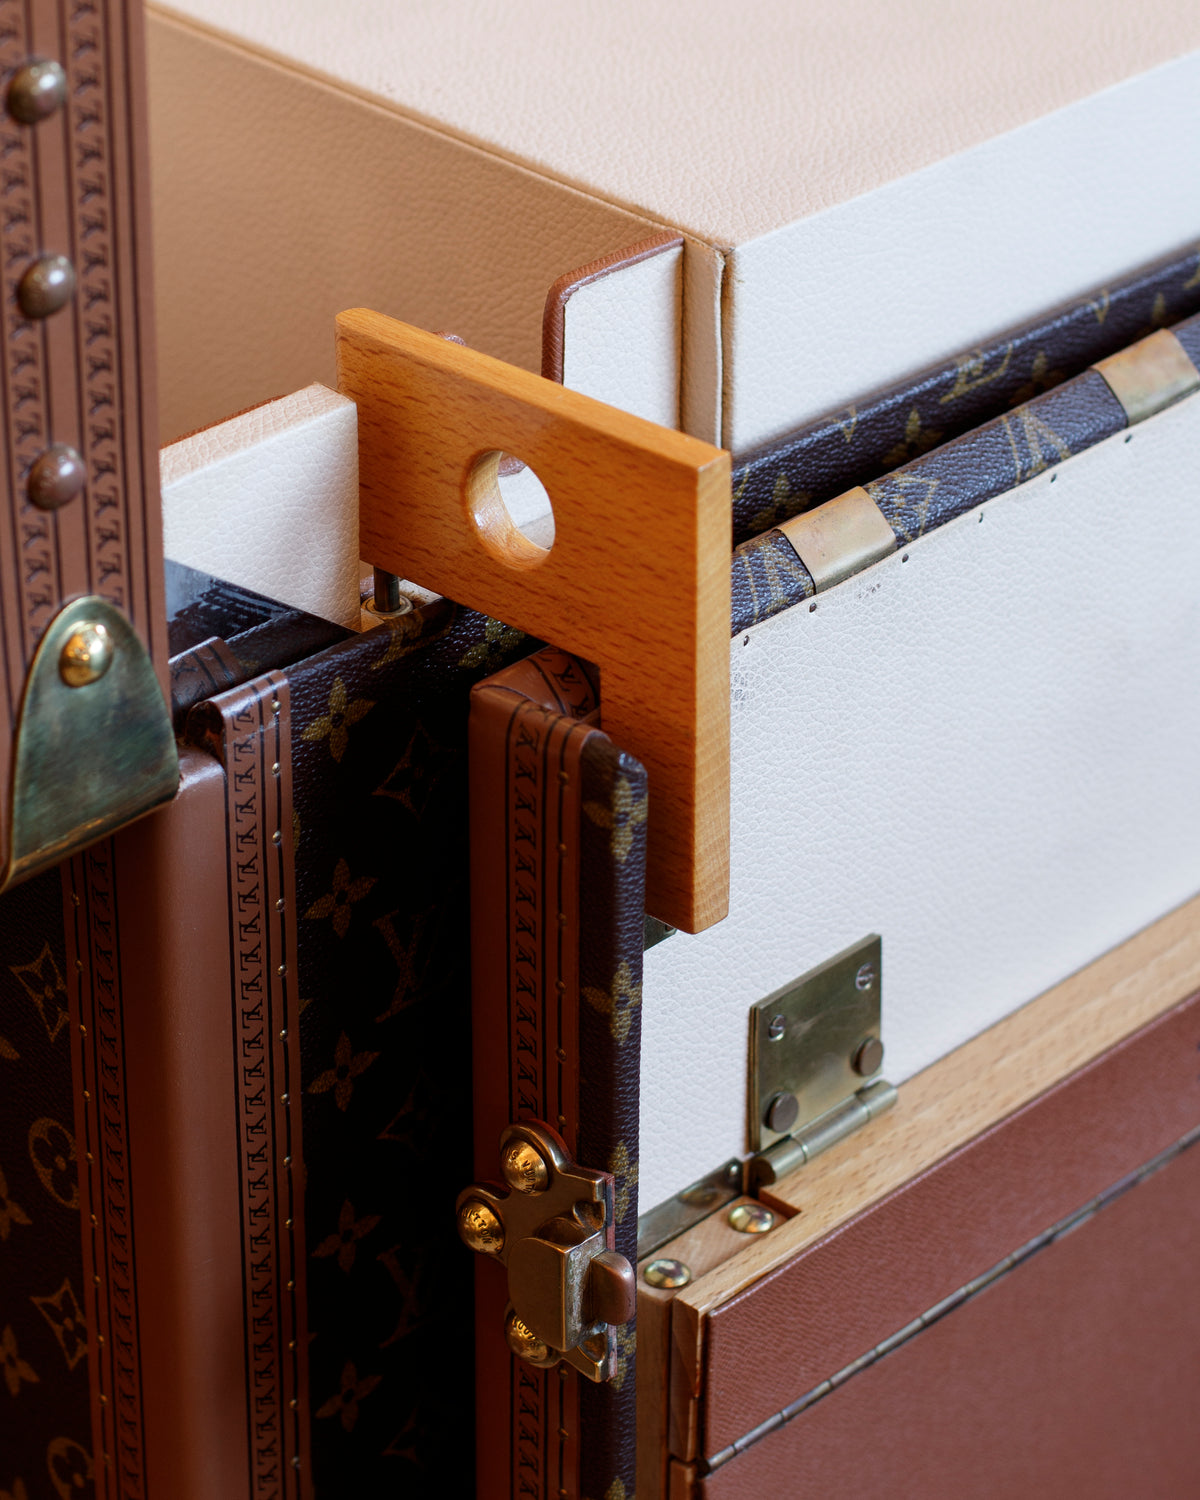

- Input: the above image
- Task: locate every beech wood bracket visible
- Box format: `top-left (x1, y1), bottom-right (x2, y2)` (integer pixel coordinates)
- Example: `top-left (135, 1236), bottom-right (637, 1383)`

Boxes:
top-left (337, 310), bottom-right (731, 932)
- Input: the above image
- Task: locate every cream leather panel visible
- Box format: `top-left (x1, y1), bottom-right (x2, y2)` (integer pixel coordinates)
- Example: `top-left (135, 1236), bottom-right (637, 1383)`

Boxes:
top-left (151, 0), bottom-right (1200, 247)
top-left (723, 55), bottom-right (1200, 452)
top-left (640, 396), bottom-right (1200, 1213)
top-left (161, 385), bottom-right (362, 629)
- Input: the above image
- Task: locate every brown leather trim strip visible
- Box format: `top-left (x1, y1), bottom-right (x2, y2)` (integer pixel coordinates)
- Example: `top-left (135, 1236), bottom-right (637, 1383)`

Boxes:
top-left (64, 839), bottom-right (147, 1500)
top-left (0, 0), bottom-right (164, 869)
top-left (198, 673), bottom-right (313, 1499)
top-left (541, 231), bottom-right (685, 384)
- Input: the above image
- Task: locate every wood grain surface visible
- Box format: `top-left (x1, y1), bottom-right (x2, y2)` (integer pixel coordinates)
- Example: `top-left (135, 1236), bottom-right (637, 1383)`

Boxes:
top-left (337, 310), bottom-right (731, 933)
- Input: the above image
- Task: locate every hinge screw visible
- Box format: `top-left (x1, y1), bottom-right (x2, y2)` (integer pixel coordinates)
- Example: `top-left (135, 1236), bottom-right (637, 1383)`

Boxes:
top-left (728, 1203), bottom-right (775, 1234)
top-left (764, 1091), bottom-right (800, 1134)
top-left (766, 1013), bottom-right (786, 1042)
top-left (643, 1258), bottom-right (692, 1289)
top-left (852, 1036), bottom-right (885, 1077)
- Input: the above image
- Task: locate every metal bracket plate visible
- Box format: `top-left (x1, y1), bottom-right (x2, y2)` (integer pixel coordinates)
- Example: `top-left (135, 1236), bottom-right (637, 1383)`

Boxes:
top-left (748, 935), bottom-right (896, 1186)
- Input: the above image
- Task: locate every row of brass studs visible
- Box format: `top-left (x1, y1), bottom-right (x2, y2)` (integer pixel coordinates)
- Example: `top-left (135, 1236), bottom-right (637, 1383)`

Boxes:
top-left (6, 58), bottom-right (86, 512)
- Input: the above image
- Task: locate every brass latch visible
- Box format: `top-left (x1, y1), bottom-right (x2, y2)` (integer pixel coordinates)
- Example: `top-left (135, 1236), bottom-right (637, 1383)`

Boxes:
top-left (748, 935), bottom-right (897, 1189)
top-left (457, 1123), bottom-right (636, 1382)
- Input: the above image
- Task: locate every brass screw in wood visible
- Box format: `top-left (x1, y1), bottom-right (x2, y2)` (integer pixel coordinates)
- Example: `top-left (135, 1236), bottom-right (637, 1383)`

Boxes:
top-left (728, 1202), bottom-right (775, 1234)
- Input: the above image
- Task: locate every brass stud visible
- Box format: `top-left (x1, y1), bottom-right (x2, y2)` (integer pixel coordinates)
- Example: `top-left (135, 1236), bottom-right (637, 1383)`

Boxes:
top-left (643, 1258), bottom-right (691, 1289)
top-left (728, 1202), bottom-right (775, 1234)
top-left (6, 59), bottom-right (67, 124)
top-left (505, 1311), bottom-right (551, 1365)
top-left (502, 1139), bottom-right (549, 1194)
top-left (28, 443), bottom-right (85, 511)
top-left (59, 621), bottom-right (112, 688)
top-left (18, 253), bottom-right (75, 318)
top-left (458, 1199), bottom-right (504, 1256)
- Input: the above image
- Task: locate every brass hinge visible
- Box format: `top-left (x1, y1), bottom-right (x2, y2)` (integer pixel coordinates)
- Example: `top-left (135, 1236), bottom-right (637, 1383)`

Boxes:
top-left (748, 935), bottom-right (897, 1190)
top-left (457, 1123), bottom-right (636, 1382)
top-left (777, 486), bottom-right (896, 592)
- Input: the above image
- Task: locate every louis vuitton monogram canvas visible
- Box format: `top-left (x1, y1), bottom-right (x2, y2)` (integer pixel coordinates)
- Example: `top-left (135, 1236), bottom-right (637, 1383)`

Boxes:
top-left (0, 874), bottom-right (91, 1500)
top-left (729, 243), bottom-right (1200, 546)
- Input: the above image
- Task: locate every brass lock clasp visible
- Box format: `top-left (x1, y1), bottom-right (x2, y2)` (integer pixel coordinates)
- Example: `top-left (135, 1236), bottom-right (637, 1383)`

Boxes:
top-left (457, 1122), bottom-right (636, 1382)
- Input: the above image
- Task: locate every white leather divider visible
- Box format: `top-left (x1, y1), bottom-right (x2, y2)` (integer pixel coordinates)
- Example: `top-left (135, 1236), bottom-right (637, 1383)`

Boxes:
top-left (640, 396), bottom-right (1200, 1213)
top-left (560, 243), bottom-right (682, 430)
top-left (161, 384), bottom-right (361, 629)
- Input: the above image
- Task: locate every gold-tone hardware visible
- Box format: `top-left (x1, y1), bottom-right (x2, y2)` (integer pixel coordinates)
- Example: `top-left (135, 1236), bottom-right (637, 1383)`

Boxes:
top-left (778, 487), bottom-right (896, 591)
top-left (1093, 328), bottom-right (1200, 425)
top-left (457, 1122), bottom-right (635, 1382)
top-left (504, 1311), bottom-right (551, 1364)
top-left (1, 598), bottom-right (179, 892)
top-left (728, 1202), bottom-right (775, 1234)
top-left (6, 59), bottom-right (67, 124)
top-left (457, 1199), bottom-right (504, 1256)
top-left (17, 254), bottom-right (75, 319)
top-left (748, 936), bottom-right (896, 1188)
top-left (28, 444), bottom-right (86, 511)
top-left (59, 623), bottom-right (113, 688)
top-left (643, 1258), bottom-right (692, 1289)
top-left (501, 1139), bottom-right (550, 1194)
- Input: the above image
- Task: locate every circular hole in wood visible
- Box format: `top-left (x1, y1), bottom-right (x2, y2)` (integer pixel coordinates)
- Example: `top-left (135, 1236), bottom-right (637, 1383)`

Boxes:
top-left (466, 450), bottom-right (555, 569)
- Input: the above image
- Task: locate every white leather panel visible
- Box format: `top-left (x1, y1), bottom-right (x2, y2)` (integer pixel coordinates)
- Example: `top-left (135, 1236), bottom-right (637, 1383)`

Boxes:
top-left (640, 396), bottom-right (1200, 1213)
top-left (724, 55), bottom-right (1200, 453)
top-left (161, 384), bottom-right (362, 629)
top-left (561, 243), bottom-right (681, 429)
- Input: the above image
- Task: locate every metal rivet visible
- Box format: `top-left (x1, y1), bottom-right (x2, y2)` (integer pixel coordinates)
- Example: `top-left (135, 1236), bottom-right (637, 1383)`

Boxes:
top-left (276, 963), bottom-right (286, 977)
top-left (280, 1092), bottom-right (289, 1104)
top-left (82, 1090), bottom-right (91, 1101)
top-left (276, 898), bottom-right (285, 911)
top-left (505, 1311), bottom-right (550, 1365)
top-left (59, 622), bottom-right (112, 688)
top-left (284, 1218), bottom-right (293, 1229)
top-left (6, 59), bottom-right (67, 124)
top-left (27, 443), bottom-right (85, 511)
top-left (271, 698), bottom-right (281, 714)
top-left (279, 1028), bottom-right (288, 1040)
top-left (271, 761), bottom-right (281, 775)
top-left (502, 1140), bottom-right (549, 1194)
top-left (98, 1393), bottom-right (107, 1405)
top-left (458, 1199), bottom-right (504, 1256)
top-left (272, 830), bottom-right (282, 844)
top-left (18, 253), bottom-right (75, 318)
top-left (767, 1013), bottom-right (786, 1042)
top-left (852, 1036), bottom-right (885, 1077)
top-left (728, 1202), bottom-right (776, 1235)
top-left (764, 1091), bottom-right (800, 1134)
top-left (643, 1258), bottom-right (691, 1289)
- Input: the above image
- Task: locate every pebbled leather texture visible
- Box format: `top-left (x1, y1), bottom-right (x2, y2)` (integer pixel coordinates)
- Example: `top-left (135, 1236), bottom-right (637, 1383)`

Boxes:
top-left (700, 1131), bottom-right (1200, 1499)
top-left (161, 383), bottom-right (363, 629)
top-left (729, 245), bottom-right (1200, 544)
top-left (150, 0), bottom-right (1200, 451)
top-left (642, 388), bottom-right (1200, 1214)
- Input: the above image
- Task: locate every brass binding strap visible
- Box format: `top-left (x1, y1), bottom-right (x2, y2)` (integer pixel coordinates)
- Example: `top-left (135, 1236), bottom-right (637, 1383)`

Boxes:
top-left (0, 0), bottom-right (177, 885)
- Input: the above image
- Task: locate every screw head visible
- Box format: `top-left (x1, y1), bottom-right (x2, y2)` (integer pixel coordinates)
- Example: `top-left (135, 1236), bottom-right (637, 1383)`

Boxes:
top-left (643, 1258), bottom-right (691, 1289)
top-left (27, 443), bottom-right (85, 511)
top-left (764, 1090), bottom-right (800, 1135)
top-left (505, 1311), bottom-right (552, 1365)
top-left (59, 622), bottom-right (112, 688)
top-left (502, 1139), bottom-right (549, 1194)
top-left (18, 253), bottom-right (75, 319)
top-left (766, 1013), bottom-right (787, 1042)
top-left (853, 1036), bottom-right (885, 1077)
top-left (6, 59), bottom-right (67, 124)
top-left (855, 962), bottom-right (876, 992)
top-left (728, 1202), bottom-right (776, 1235)
top-left (458, 1199), bottom-right (504, 1256)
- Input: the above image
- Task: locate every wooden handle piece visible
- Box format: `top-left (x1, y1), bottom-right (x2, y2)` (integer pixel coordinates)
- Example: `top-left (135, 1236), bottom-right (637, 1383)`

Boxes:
top-left (337, 310), bottom-right (730, 933)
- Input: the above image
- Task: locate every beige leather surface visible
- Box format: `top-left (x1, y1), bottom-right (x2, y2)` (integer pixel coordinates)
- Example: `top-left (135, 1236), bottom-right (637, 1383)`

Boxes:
top-left (151, 0), bottom-right (1200, 247)
top-left (147, 10), bottom-right (660, 443)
